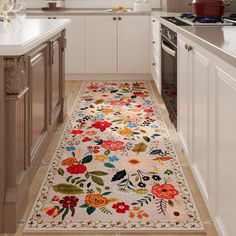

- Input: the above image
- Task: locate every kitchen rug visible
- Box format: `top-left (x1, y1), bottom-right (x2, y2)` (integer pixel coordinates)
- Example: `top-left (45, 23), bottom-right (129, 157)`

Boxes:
top-left (24, 81), bottom-right (204, 233)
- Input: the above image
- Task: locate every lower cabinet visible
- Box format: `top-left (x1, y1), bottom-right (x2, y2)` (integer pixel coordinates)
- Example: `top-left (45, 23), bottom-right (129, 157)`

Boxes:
top-left (178, 33), bottom-right (236, 236)
top-left (3, 30), bottom-right (66, 233)
top-left (28, 43), bottom-right (48, 158)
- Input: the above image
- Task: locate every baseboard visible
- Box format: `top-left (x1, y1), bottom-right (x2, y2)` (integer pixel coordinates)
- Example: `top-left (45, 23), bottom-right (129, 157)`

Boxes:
top-left (177, 132), bottom-right (189, 157)
top-left (65, 73), bottom-right (152, 81)
top-left (214, 215), bottom-right (229, 236)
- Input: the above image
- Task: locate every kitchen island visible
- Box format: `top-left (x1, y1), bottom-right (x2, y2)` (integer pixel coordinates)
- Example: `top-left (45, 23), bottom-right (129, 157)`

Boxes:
top-left (0, 18), bottom-right (70, 233)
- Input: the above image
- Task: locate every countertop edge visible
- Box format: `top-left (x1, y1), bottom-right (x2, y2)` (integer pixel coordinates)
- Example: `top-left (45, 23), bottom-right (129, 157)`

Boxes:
top-left (0, 19), bottom-right (71, 56)
top-left (177, 26), bottom-right (236, 68)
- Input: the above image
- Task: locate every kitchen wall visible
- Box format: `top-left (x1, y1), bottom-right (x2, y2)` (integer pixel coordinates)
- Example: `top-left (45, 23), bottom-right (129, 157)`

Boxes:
top-left (26, 0), bottom-right (161, 8)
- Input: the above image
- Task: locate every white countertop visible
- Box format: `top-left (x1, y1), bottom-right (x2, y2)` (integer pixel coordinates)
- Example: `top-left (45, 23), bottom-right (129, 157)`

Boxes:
top-left (158, 16), bottom-right (236, 67)
top-left (0, 19), bottom-right (71, 56)
top-left (177, 26), bottom-right (236, 66)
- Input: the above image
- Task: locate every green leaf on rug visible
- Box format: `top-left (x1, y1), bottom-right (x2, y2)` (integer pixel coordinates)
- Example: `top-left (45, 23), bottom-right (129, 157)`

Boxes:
top-left (53, 184), bottom-right (84, 194)
top-left (57, 168), bottom-right (64, 176)
top-left (96, 187), bottom-right (102, 193)
top-left (80, 204), bottom-right (89, 208)
top-left (143, 136), bottom-right (151, 142)
top-left (70, 207), bottom-right (75, 217)
top-left (62, 208), bottom-right (69, 220)
top-left (87, 206), bottom-right (96, 215)
top-left (150, 149), bottom-right (164, 155)
top-left (104, 162), bottom-right (115, 168)
top-left (102, 191), bottom-right (112, 196)
top-left (111, 169), bottom-right (127, 182)
top-left (90, 171), bottom-right (108, 176)
top-left (104, 150), bottom-right (110, 156)
top-left (91, 175), bottom-right (104, 186)
top-left (132, 142), bottom-right (147, 154)
top-left (82, 155), bottom-right (93, 164)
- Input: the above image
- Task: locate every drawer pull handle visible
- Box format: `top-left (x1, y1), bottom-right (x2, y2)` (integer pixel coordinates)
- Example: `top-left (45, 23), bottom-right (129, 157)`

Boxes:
top-left (113, 17), bottom-right (116, 21)
top-left (118, 17), bottom-right (122, 21)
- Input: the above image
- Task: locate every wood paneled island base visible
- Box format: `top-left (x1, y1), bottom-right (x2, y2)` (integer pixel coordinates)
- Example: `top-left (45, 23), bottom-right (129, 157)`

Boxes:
top-left (0, 19), bottom-right (70, 233)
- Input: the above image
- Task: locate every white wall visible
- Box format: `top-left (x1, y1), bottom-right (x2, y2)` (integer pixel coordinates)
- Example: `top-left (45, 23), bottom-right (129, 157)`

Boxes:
top-left (26, 0), bottom-right (161, 8)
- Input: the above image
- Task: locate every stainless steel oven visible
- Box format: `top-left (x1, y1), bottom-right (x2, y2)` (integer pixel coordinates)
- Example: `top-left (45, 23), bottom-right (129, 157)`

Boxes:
top-left (161, 24), bottom-right (177, 129)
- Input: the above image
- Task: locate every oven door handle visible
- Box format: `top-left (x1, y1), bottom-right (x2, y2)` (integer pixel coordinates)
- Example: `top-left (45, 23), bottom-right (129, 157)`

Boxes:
top-left (162, 40), bottom-right (176, 57)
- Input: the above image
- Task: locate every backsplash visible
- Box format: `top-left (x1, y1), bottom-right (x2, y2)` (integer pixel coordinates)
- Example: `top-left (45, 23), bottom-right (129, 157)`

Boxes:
top-left (26, 0), bottom-right (161, 8)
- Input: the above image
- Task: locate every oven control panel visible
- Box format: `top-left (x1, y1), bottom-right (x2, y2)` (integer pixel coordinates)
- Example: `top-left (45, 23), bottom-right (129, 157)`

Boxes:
top-left (160, 24), bottom-right (177, 46)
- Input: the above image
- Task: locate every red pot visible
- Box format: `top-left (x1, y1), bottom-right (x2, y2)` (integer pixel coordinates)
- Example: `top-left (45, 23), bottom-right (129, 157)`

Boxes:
top-left (192, 0), bottom-right (225, 18)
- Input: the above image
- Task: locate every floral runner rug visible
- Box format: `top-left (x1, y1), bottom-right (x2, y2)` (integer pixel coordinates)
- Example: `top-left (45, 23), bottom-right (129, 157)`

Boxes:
top-left (24, 81), bottom-right (204, 233)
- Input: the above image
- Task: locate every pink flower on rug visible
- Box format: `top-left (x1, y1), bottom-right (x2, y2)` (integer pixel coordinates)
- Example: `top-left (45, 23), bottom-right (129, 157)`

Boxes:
top-left (59, 196), bottom-right (79, 208)
top-left (110, 100), bottom-right (126, 106)
top-left (66, 164), bottom-right (87, 174)
top-left (101, 140), bottom-right (125, 151)
top-left (44, 207), bottom-right (58, 217)
top-left (92, 121), bottom-right (112, 132)
top-left (71, 129), bottom-right (84, 135)
top-left (151, 184), bottom-right (179, 200)
top-left (87, 85), bottom-right (99, 90)
top-left (112, 202), bottom-right (130, 214)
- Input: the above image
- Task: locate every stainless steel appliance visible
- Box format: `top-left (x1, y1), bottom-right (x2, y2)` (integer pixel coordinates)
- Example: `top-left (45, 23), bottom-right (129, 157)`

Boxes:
top-left (161, 24), bottom-right (177, 129)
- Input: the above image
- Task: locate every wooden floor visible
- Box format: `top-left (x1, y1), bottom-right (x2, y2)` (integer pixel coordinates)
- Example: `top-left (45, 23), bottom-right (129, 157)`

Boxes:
top-left (5, 80), bottom-right (218, 236)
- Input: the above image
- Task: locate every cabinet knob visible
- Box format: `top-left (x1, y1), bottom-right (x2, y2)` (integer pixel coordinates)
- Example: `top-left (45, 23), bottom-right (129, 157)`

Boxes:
top-left (48, 17), bottom-right (52, 19)
top-left (152, 62), bottom-right (156, 66)
top-left (187, 45), bottom-right (193, 51)
top-left (113, 17), bottom-right (116, 21)
top-left (152, 19), bottom-right (156, 22)
top-left (53, 17), bottom-right (57, 19)
top-left (152, 41), bottom-right (156, 44)
top-left (118, 17), bottom-right (122, 21)
top-left (185, 43), bottom-right (188, 50)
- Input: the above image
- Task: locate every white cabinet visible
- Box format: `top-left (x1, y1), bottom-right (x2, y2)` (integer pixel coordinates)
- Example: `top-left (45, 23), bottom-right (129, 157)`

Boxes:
top-left (65, 16), bottom-right (85, 73)
top-left (178, 33), bottom-right (236, 236)
top-left (150, 17), bottom-right (161, 93)
top-left (85, 15), bottom-right (150, 73)
top-left (118, 16), bottom-right (150, 73)
top-left (85, 16), bottom-right (117, 73)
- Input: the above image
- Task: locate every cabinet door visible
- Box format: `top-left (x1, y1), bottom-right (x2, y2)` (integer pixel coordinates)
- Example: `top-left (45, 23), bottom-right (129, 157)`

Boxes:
top-left (85, 16), bottom-right (117, 73)
top-left (50, 37), bottom-right (61, 123)
top-left (64, 16), bottom-right (85, 74)
top-left (28, 44), bottom-right (48, 158)
top-left (214, 65), bottom-right (236, 236)
top-left (177, 37), bottom-right (190, 156)
top-left (118, 16), bottom-right (150, 73)
top-left (191, 45), bottom-right (211, 202)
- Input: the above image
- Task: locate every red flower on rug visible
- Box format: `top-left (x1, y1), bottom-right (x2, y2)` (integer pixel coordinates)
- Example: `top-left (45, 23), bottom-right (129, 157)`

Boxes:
top-left (82, 137), bottom-right (91, 142)
top-left (110, 100), bottom-right (126, 106)
top-left (59, 196), bottom-right (79, 208)
top-left (44, 207), bottom-right (58, 217)
top-left (144, 108), bottom-right (154, 113)
top-left (92, 121), bottom-right (112, 132)
top-left (151, 184), bottom-right (179, 199)
top-left (133, 92), bottom-right (148, 98)
top-left (101, 140), bottom-right (125, 151)
top-left (66, 164), bottom-right (87, 174)
top-left (87, 85), bottom-right (99, 90)
top-left (71, 129), bottom-right (84, 135)
top-left (112, 202), bottom-right (130, 213)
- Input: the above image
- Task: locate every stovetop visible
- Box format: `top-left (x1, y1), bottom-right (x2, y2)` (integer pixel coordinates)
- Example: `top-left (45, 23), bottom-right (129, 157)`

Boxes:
top-left (162, 13), bottom-right (236, 27)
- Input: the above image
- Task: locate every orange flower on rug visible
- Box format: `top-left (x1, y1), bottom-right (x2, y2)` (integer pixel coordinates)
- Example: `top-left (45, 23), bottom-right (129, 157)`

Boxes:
top-left (24, 81), bottom-right (204, 233)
